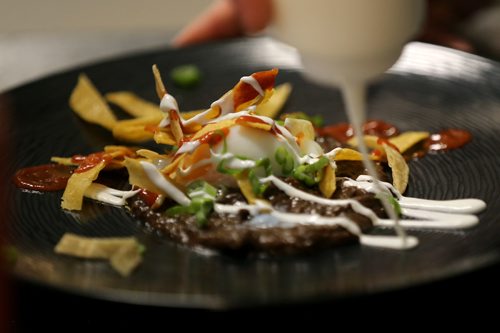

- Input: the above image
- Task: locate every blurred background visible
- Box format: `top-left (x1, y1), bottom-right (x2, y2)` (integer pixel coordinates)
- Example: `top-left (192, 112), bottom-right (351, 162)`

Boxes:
top-left (1, 0), bottom-right (500, 92)
top-left (0, 0), bottom-right (211, 32)
top-left (0, 0), bottom-right (211, 91)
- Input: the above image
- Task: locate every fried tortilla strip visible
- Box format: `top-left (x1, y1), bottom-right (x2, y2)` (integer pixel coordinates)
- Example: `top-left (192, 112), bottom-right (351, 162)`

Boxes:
top-left (103, 145), bottom-right (136, 156)
top-left (389, 131), bottom-right (430, 154)
top-left (233, 69), bottom-right (278, 111)
top-left (254, 83), bottom-right (292, 119)
top-left (346, 135), bottom-right (380, 150)
top-left (112, 115), bottom-right (163, 143)
top-left (235, 117), bottom-right (272, 131)
top-left (169, 110), bottom-right (184, 143)
top-left (236, 172), bottom-right (257, 204)
top-left (153, 128), bottom-right (176, 145)
top-left (348, 132), bottom-right (430, 155)
top-left (102, 145), bottom-right (137, 169)
top-left (284, 117), bottom-right (322, 155)
top-left (61, 161), bottom-right (107, 210)
top-left (124, 157), bottom-right (165, 195)
top-left (69, 74), bottom-right (117, 131)
top-left (136, 149), bottom-right (168, 161)
top-left (125, 157), bottom-right (191, 206)
top-left (284, 118), bottom-right (315, 141)
top-left (181, 109), bottom-right (205, 120)
top-left (319, 164), bottom-right (336, 198)
top-left (192, 119), bottom-right (236, 140)
top-left (50, 157), bottom-right (77, 166)
top-left (55, 233), bottom-right (143, 276)
top-left (152, 64), bottom-right (167, 99)
top-left (106, 91), bottom-right (162, 118)
top-left (383, 143), bottom-right (409, 194)
top-left (109, 242), bottom-right (143, 277)
top-left (333, 148), bottom-right (364, 161)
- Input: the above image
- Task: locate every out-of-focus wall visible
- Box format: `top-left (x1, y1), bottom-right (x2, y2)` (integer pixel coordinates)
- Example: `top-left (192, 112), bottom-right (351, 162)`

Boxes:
top-left (0, 0), bottom-right (212, 32)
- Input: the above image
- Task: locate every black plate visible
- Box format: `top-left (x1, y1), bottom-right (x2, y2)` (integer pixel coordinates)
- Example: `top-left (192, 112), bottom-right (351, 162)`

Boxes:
top-left (4, 37), bottom-right (500, 309)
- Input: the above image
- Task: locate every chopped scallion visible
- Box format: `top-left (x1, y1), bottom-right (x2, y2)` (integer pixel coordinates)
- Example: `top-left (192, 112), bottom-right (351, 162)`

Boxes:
top-left (170, 65), bottom-right (201, 89)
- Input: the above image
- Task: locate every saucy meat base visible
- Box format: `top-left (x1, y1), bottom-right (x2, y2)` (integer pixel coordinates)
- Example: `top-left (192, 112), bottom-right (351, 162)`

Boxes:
top-left (126, 161), bottom-right (387, 255)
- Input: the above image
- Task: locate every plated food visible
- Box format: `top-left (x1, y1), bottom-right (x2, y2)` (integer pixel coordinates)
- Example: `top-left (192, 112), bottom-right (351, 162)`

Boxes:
top-left (13, 65), bottom-right (486, 274)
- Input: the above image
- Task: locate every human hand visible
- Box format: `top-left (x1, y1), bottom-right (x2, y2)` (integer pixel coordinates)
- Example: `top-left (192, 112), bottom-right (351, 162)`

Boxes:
top-left (173, 0), bottom-right (494, 55)
top-left (172, 0), bottom-right (273, 47)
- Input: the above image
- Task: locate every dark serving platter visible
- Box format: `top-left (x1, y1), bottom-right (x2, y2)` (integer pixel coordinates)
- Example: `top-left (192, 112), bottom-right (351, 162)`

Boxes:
top-left (3, 37), bottom-right (500, 309)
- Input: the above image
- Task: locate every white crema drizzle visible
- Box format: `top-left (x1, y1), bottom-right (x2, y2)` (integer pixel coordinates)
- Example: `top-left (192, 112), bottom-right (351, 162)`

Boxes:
top-left (84, 183), bottom-right (140, 206)
top-left (159, 74), bottom-right (265, 129)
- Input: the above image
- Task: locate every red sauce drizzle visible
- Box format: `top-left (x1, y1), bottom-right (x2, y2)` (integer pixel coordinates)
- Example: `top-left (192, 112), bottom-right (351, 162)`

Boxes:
top-left (427, 129), bottom-right (472, 152)
top-left (372, 138), bottom-right (401, 158)
top-left (202, 128), bottom-right (229, 146)
top-left (377, 138), bottom-right (401, 152)
top-left (177, 127), bottom-right (230, 154)
top-left (13, 164), bottom-right (74, 191)
top-left (196, 127), bottom-right (229, 146)
top-left (318, 120), bottom-right (400, 144)
top-left (72, 152), bottom-right (113, 173)
top-left (138, 188), bottom-right (159, 207)
top-left (363, 120), bottom-right (399, 138)
top-left (316, 122), bottom-right (353, 143)
top-left (232, 69), bottom-right (278, 109)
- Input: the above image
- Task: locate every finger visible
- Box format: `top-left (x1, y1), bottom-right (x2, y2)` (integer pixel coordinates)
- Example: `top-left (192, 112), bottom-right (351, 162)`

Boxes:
top-left (419, 27), bottom-right (475, 53)
top-left (172, 0), bottom-right (240, 47)
top-left (235, 0), bottom-right (273, 33)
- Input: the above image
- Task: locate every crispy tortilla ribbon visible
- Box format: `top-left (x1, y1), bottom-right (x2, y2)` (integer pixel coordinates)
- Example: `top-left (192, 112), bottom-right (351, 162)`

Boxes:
top-left (61, 147), bottom-right (136, 210)
top-left (151, 68), bottom-right (279, 146)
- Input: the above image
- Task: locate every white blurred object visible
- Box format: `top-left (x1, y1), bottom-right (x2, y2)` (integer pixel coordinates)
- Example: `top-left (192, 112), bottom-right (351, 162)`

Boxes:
top-left (273, 0), bottom-right (425, 85)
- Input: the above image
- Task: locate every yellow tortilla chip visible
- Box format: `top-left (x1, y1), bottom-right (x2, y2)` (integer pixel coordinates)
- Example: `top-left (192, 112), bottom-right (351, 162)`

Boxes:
top-left (69, 74), bottom-right (117, 131)
top-left (61, 161), bottom-right (107, 210)
top-left (284, 118), bottom-right (315, 141)
top-left (136, 149), bottom-right (167, 161)
top-left (389, 131), bottom-right (430, 154)
top-left (153, 128), bottom-right (176, 145)
top-left (346, 135), bottom-right (380, 150)
top-left (152, 64), bottom-right (167, 100)
top-left (319, 164), bottom-right (336, 198)
top-left (333, 148), bottom-right (364, 161)
top-left (161, 154), bottom-right (184, 175)
top-left (181, 109), bottom-right (205, 120)
top-left (55, 233), bottom-right (142, 276)
top-left (347, 132), bottom-right (430, 156)
top-left (237, 119), bottom-right (272, 131)
top-left (169, 111), bottom-right (184, 143)
top-left (235, 92), bottom-right (269, 113)
top-left (102, 146), bottom-right (137, 169)
top-left (103, 145), bottom-right (136, 156)
top-left (254, 83), bottom-right (292, 119)
top-left (112, 115), bottom-right (162, 143)
top-left (109, 242), bottom-right (143, 277)
top-left (383, 143), bottom-right (409, 194)
top-left (236, 172), bottom-right (257, 204)
top-left (181, 108), bottom-right (219, 134)
top-left (192, 119), bottom-right (236, 140)
top-left (124, 157), bottom-right (164, 195)
top-left (106, 91), bottom-right (162, 118)
top-left (50, 156), bottom-right (77, 166)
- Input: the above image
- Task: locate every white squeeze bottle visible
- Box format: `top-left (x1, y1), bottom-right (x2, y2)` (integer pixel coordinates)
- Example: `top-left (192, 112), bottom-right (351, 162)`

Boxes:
top-left (273, 0), bottom-right (426, 248)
